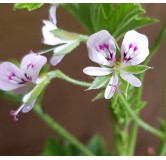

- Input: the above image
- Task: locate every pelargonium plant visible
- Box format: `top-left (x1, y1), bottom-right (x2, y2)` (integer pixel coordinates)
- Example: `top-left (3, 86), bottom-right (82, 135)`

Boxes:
top-left (0, 3), bottom-right (166, 156)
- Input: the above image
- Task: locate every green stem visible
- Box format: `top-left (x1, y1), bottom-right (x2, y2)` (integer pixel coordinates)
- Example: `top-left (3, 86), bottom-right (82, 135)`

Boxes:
top-left (157, 143), bottom-right (166, 156)
top-left (128, 22), bottom-right (166, 155)
top-left (48, 70), bottom-right (91, 87)
top-left (33, 104), bottom-right (94, 156)
top-left (127, 121), bottom-right (138, 155)
top-left (119, 94), bottom-right (164, 139)
top-left (109, 96), bottom-right (129, 156)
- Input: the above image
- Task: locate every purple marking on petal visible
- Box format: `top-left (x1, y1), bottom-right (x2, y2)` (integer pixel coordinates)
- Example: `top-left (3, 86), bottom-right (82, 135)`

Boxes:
top-left (24, 73), bottom-right (32, 81)
top-left (129, 43), bottom-right (133, 49)
top-left (19, 79), bottom-right (27, 84)
top-left (27, 63), bottom-right (34, 69)
top-left (99, 43), bottom-right (113, 61)
top-left (10, 110), bottom-right (19, 121)
top-left (123, 51), bottom-right (134, 62)
top-left (99, 43), bottom-right (109, 50)
top-left (134, 46), bottom-right (138, 51)
top-left (8, 73), bottom-right (16, 80)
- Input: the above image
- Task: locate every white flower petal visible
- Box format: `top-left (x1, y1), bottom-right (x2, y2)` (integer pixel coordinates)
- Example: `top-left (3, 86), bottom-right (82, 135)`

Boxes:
top-left (120, 72), bottom-right (141, 87)
top-left (0, 62), bottom-right (26, 91)
top-left (20, 52), bottom-right (47, 83)
top-left (87, 30), bottom-right (116, 67)
top-left (120, 30), bottom-right (149, 67)
top-left (22, 99), bottom-right (37, 113)
top-left (49, 4), bottom-right (58, 25)
top-left (83, 67), bottom-right (112, 76)
top-left (50, 54), bottom-right (65, 66)
top-left (42, 20), bottom-right (65, 45)
top-left (42, 5), bottom-right (66, 46)
top-left (104, 75), bottom-right (118, 99)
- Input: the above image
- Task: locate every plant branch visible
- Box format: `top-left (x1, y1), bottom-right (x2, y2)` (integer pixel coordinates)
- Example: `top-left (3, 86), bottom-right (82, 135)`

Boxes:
top-left (119, 94), bottom-right (165, 139)
top-left (48, 70), bottom-right (91, 87)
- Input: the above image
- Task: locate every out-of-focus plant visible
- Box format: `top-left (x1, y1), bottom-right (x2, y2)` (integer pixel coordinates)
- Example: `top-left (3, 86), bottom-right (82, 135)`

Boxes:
top-left (0, 3), bottom-right (166, 156)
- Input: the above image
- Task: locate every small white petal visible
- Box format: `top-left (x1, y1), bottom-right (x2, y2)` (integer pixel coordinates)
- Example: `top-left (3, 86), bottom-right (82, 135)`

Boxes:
top-left (49, 4), bottom-right (58, 25)
top-left (120, 30), bottom-right (149, 66)
top-left (104, 75), bottom-right (118, 99)
top-left (50, 54), bottom-right (65, 66)
top-left (87, 30), bottom-right (116, 67)
top-left (22, 99), bottom-right (37, 113)
top-left (20, 52), bottom-right (47, 83)
top-left (120, 72), bottom-right (141, 87)
top-left (83, 67), bottom-right (112, 76)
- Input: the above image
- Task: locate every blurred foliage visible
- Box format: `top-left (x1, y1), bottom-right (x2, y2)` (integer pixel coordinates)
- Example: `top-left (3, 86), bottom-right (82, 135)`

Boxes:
top-left (42, 134), bottom-right (112, 156)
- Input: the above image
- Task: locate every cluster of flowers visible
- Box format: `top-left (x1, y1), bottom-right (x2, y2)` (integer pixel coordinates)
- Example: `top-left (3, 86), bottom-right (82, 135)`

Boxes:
top-left (0, 5), bottom-right (150, 120)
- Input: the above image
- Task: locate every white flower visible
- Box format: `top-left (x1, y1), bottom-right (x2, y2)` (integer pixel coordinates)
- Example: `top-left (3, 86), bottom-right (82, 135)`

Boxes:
top-left (0, 52), bottom-right (47, 120)
top-left (42, 4), bottom-right (80, 66)
top-left (83, 30), bottom-right (149, 99)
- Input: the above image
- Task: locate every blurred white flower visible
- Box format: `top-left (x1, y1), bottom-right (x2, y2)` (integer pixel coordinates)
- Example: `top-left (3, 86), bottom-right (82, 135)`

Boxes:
top-left (0, 52), bottom-right (47, 120)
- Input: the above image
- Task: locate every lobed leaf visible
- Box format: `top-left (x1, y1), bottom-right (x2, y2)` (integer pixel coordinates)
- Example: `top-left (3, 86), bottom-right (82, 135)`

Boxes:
top-left (63, 4), bottom-right (158, 41)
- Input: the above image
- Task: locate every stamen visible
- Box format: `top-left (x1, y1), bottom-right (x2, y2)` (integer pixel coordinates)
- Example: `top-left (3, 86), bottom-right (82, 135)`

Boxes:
top-left (109, 82), bottom-right (122, 94)
top-left (9, 104), bottom-right (25, 121)
top-left (10, 110), bottom-right (19, 121)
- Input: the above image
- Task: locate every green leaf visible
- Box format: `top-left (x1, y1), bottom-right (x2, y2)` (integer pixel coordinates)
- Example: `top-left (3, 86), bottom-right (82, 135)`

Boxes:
top-left (42, 138), bottom-right (65, 156)
top-left (42, 138), bottom-right (81, 156)
top-left (87, 134), bottom-right (105, 156)
top-left (87, 75), bottom-right (111, 90)
top-left (63, 4), bottom-right (158, 40)
top-left (109, 4), bottom-right (158, 40)
top-left (14, 3), bottom-right (43, 11)
top-left (121, 65), bottom-right (152, 74)
top-left (115, 17), bottom-right (158, 40)
top-left (92, 91), bottom-right (104, 102)
top-left (62, 4), bottom-right (94, 33)
top-left (53, 40), bottom-right (80, 56)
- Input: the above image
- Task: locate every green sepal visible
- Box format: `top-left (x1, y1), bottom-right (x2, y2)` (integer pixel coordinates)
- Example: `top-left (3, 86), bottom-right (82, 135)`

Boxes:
top-left (23, 76), bottom-right (50, 103)
top-left (53, 40), bottom-right (80, 56)
top-left (87, 75), bottom-right (111, 90)
top-left (92, 91), bottom-right (104, 102)
top-left (52, 29), bottom-right (81, 41)
top-left (118, 76), bottom-right (129, 97)
top-left (121, 65), bottom-right (152, 74)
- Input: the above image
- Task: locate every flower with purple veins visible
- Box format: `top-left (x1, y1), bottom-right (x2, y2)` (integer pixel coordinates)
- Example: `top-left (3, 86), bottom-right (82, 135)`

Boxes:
top-left (83, 30), bottom-right (149, 99)
top-left (0, 52), bottom-right (47, 120)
